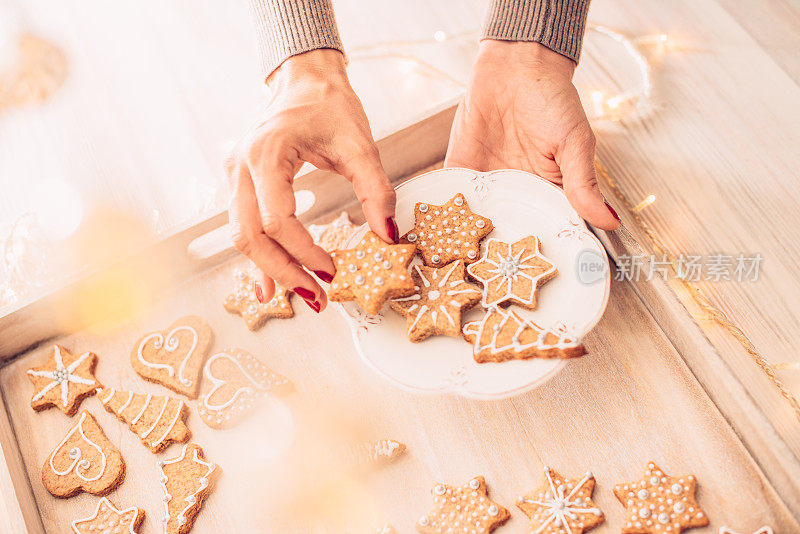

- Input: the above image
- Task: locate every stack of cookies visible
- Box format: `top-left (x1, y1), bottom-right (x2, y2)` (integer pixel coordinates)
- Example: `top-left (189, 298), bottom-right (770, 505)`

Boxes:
top-left (329, 192), bottom-right (586, 363)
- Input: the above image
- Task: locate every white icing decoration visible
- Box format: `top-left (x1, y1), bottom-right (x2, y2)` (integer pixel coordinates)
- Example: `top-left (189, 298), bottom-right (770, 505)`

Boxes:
top-left (418, 203), bottom-right (428, 213)
top-left (141, 396), bottom-right (169, 439)
top-left (28, 347), bottom-right (95, 408)
top-left (49, 412), bottom-right (107, 482)
top-left (71, 497), bottom-right (141, 534)
top-left (132, 394), bottom-right (152, 425)
top-left (466, 237), bottom-right (556, 309)
top-left (522, 469), bottom-right (602, 534)
top-left (407, 232), bottom-right (417, 242)
top-left (463, 307), bottom-right (583, 357)
top-left (136, 325), bottom-right (200, 387)
top-left (159, 445), bottom-right (217, 533)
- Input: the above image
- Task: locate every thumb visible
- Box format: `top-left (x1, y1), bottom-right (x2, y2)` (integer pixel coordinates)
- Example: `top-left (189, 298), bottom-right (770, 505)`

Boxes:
top-left (338, 146), bottom-right (398, 243)
top-left (559, 129), bottom-right (620, 230)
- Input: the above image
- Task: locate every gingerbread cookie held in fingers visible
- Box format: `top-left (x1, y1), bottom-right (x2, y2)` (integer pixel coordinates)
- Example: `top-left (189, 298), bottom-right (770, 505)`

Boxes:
top-left (467, 235), bottom-right (557, 310)
top-left (329, 231), bottom-right (416, 314)
top-left (224, 268), bottom-right (293, 331)
top-left (131, 316), bottom-right (213, 399)
top-left (390, 260), bottom-right (482, 342)
top-left (401, 193), bottom-right (494, 267)
top-left (27, 345), bottom-right (99, 416)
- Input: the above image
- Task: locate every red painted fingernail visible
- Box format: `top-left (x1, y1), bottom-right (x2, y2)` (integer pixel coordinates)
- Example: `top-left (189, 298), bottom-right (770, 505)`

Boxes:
top-left (605, 201), bottom-right (620, 222)
top-left (314, 270), bottom-right (334, 284)
top-left (386, 217), bottom-right (399, 244)
top-left (293, 287), bottom-right (316, 301)
top-left (304, 299), bottom-right (321, 313)
top-left (254, 282), bottom-right (264, 303)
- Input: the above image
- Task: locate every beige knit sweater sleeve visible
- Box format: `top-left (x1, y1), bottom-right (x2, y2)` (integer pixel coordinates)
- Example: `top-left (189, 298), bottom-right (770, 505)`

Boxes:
top-left (249, 0), bottom-right (590, 78)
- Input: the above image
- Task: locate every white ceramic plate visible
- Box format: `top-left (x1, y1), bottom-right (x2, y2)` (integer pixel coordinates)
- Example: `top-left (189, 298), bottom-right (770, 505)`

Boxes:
top-left (337, 168), bottom-right (610, 400)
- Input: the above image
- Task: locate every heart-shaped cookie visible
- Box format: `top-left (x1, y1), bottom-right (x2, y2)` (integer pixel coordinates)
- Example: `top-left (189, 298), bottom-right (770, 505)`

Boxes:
top-left (42, 411), bottom-right (124, 498)
top-left (131, 316), bottom-right (213, 398)
top-left (197, 348), bottom-right (292, 429)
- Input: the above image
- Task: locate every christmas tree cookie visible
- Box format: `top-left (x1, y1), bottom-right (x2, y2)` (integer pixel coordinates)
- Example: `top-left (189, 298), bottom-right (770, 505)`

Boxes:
top-left (159, 444), bottom-right (220, 534)
top-left (97, 387), bottom-right (190, 453)
top-left (462, 307), bottom-right (586, 363)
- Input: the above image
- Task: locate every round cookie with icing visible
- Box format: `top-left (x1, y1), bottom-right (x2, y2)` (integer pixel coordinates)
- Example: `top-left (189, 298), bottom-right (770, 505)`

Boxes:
top-left (42, 411), bottom-right (124, 498)
top-left (613, 462), bottom-right (709, 534)
top-left (130, 316), bottom-right (213, 399)
top-left (329, 231), bottom-right (416, 314)
top-left (27, 345), bottom-right (99, 416)
top-left (416, 476), bottom-right (510, 534)
top-left (390, 260), bottom-right (482, 342)
top-left (467, 235), bottom-right (557, 310)
top-left (197, 348), bottom-right (293, 429)
top-left (401, 193), bottom-right (494, 267)
top-left (517, 466), bottom-right (605, 534)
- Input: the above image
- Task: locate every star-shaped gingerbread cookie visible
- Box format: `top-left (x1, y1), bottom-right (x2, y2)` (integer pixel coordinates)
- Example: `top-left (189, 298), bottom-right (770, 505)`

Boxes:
top-left (416, 476), bottom-right (510, 534)
top-left (308, 211), bottom-right (357, 252)
top-left (224, 268), bottom-right (293, 330)
top-left (401, 193), bottom-right (494, 267)
top-left (467, 235), bottom-right (557, 310)
top-left (72, 497), bottom-right (145, 533)
top-left (517, 466), bottom-right (604, 534)
top-left (329, 231), bottom-right (416, 314)
top-left (27, 345), bottom-right (99, 415)
top-left (390, 260), bottom-right (481, 342)
top-left (614, 462), bottom-right (709, 534)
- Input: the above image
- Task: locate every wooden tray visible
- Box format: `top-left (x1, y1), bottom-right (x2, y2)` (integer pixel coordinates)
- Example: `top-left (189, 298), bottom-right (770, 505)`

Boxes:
top-left (0, 101), bottom-right (797, 533)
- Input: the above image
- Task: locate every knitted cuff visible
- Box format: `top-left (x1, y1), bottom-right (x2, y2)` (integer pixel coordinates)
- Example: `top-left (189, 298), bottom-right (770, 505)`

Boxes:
top-left (249, 0), bottom-right (344, 79)
top-left (482, 0), bottom-right (591, 63)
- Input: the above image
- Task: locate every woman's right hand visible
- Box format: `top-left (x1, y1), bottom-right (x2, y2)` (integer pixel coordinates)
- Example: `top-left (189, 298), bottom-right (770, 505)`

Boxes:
top-left (227, 50), bottom-right (397, 313)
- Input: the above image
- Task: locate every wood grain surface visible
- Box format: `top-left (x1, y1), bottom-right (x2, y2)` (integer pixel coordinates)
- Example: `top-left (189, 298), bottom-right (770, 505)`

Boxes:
top-left (0, 255), bottom-right (797, 533)
top-left (2, 0), bottom-right (800, 531)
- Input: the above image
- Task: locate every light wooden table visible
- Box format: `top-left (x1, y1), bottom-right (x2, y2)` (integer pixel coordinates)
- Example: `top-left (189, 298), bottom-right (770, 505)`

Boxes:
top-left (1, 0), bottom-right (800, 532)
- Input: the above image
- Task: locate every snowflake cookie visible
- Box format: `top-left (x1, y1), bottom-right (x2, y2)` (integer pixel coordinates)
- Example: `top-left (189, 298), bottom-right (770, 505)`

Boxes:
top-left (197, 348), bottom-right (292, 429)
top-left (43, 411), bottom-right (125, 498)
top-left (517, 466), bottom-right (604, 534)
top-left (462, 306), bottom-right (586, 363)
top-left (614, 462), bottom-right (709, 534)
top-left (308, 211), bottom-right (357, 252)
top-left (224, 268), bottom-right (293, 331)
top-left (159, 444), bottom-right (220, 534)
top-left (401, 193), bottom-right (494, 267)
top-left (329, 231), bottom-right (416, 314)
top-left (467, 235), bottom-right (557, 310)
top-left (416, 476), bottom-right (510, 534)
top-left (390, 260), bottom-right (482, 342)
top-left (71, 497), bottom-right (145, 533)
top-left (27, 345), bottom-right (99, 416)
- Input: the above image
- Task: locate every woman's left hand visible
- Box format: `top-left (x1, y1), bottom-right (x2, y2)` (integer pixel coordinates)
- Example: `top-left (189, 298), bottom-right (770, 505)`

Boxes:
top-left (445, 40), bottom-right (620, 230)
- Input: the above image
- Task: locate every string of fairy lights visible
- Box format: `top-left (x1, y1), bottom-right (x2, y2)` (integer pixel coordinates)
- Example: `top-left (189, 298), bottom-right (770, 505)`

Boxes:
top-left (1, 19), bottom-right (799, 417)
